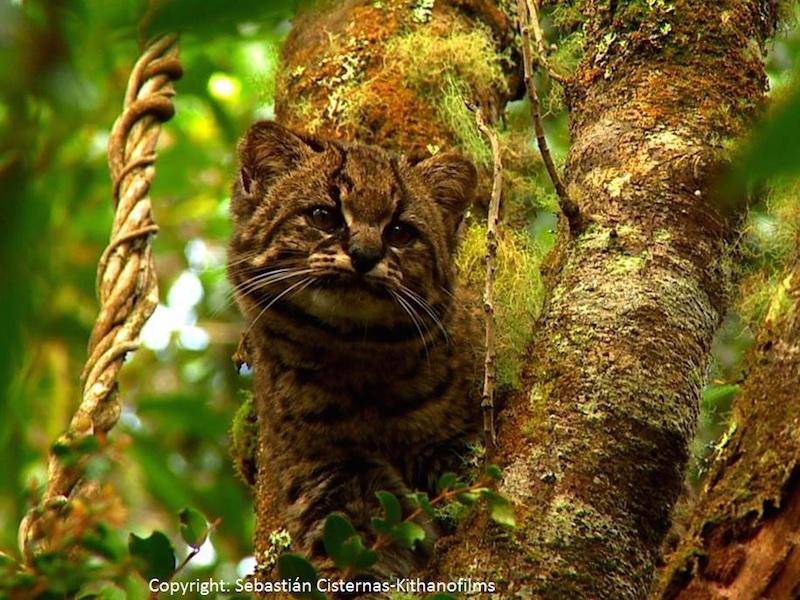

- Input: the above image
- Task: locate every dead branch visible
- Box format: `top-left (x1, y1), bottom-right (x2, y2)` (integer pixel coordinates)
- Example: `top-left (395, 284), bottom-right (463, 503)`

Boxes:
top-left (474, 106), bottom-right (503, 450)
top-left (18, 35), bottom-right (181, 558)
top-left (516, 0), bottom-right (580, 232)
top-left (525, 0), bottom-right (566, 84)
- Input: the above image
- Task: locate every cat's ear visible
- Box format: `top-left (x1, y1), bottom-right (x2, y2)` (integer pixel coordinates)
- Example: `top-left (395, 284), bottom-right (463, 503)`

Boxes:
top-left (237, 121), bottom-right (318, 196)
top-left (413, 152), bottom-right (477, 219)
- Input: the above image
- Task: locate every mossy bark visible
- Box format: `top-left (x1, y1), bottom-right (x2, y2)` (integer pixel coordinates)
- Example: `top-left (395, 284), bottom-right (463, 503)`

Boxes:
top-left (261, 0), bottom-right (780, 597)
top-left (431, 2), bottom-right (777, 598)
top-left (654, 256), bottom-right (800, 599)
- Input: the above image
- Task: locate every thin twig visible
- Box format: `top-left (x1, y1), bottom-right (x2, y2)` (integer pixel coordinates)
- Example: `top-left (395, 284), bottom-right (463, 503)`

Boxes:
top-left (18, 34), bottom-right (182, 559)
top-left (473, 105), bottom-right (502, 450)
top-left (525, 0), bottom-right (566, 84)
top-left (516, 0), bottom-right (580, 232)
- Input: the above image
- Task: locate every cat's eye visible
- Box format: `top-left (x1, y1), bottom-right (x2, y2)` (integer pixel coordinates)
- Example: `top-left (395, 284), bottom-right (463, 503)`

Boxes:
top-left (308, 207), bottom-right (343, 232)
top-left (385, 222), bottom-right (416, 247)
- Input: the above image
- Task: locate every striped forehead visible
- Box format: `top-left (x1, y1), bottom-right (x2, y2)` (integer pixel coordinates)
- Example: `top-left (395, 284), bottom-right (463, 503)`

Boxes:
top-left (337, 147), bottom-right (400, 226)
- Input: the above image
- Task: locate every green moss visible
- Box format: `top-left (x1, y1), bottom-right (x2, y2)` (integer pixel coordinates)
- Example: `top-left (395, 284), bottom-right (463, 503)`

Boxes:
top-left (436, 76), bottom-right (490, 165)
top-left (736, 179), bottom-right (800, 327)
top-left (457, 222), bottom-right (546, 390)
top-left (388, 23), bottom-right (508, 98)
top-left (230, 391), bottom-right (258, 486)
top-left (607, 254), bottom-right (647, 276)
top-left (550, 30), bottom-right (585, 75)
top-left (387, 22), bottom-right (509, 162)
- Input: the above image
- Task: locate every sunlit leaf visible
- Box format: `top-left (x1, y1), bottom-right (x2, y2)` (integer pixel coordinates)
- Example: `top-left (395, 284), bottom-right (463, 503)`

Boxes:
top-left (375, 490), bottom-right (402, 524)
top-left (323, 513), bottom-right (356, 567)
top-left (179, 507), bottom-right (209, 548)
top-left (388, 522), bottom-right (426, 550)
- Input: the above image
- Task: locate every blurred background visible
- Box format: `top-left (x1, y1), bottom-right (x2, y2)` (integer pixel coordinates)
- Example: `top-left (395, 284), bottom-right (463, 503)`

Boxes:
top-left (0, 0), bottom-right (799, 597)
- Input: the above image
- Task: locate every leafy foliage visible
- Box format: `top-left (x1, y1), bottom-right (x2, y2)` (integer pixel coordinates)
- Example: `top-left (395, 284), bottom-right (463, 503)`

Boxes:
top-left (0, 0), bottom-right (294, 591)
top-left (272, 465), bottom-right (514, 599)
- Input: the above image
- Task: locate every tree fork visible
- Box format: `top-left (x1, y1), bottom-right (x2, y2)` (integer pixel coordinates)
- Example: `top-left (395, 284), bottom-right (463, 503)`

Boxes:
top-left (262, 1), bottom-right (780, 598)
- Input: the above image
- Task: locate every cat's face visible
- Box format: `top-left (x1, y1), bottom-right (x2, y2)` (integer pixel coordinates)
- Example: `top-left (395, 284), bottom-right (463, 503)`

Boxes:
top-left (227, 121), bottom-right (476, 329)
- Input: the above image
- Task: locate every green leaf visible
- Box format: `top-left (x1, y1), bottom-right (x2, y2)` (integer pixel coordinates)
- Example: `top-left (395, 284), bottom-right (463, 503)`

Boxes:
top-left (485, 492), bottom-right (516, 528)
top-left (436, 472), bottom-right (458, 494)
top-left (728, 85), bottom-right (800, 188)
top-left (323, 513), bottom-right (356, 567)
top-left (339, 535), bottom-right (379, 571)
top-left (371, 517), bottom-right (391, 535)
top-left (389, 522), bottom-right (426, 550)
top-left (427, 594), bottom-right (458, 600)
top-left (276, 553), bottom-right (327, 600)
top-left (179, 507), bottom-right (209, 548)
top-left (128, 531), bottom-right (177, 582)
top-left (456, 492), bottom-right (479, 505)
top-left (486, 464), bottom-right (503, 480)
top-left (81, 523), bottom-right (127, 560)
top-left (376, 490), bottom-right (402, 524)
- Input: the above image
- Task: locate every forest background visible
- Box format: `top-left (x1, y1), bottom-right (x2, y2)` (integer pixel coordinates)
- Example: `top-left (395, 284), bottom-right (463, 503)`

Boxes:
top-left (1, 0), bottom-right (800, 597)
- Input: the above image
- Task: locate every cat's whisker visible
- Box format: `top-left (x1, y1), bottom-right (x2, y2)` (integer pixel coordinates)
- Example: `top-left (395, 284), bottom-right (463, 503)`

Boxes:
top-left (236, 268), bottom-right (313, 294)
top-left (212, 248), bottom-right (307, 274)
top-left (390, 290), bottom-right (430, 364)
top-left (211, 267), bottom-right (313, 316)
top-left (398, 285), bottom-right (449, 345)
top-left (246, 276), bottom-right (314, 337)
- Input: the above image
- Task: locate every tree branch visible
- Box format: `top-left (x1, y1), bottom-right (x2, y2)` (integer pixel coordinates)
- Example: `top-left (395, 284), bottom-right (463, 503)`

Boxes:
top-left (525, 0), bottom-right (567, 84)
top-left (473, 106), bottom-right (503, 450)
top-left (516, 0), bottom-right (580, 232)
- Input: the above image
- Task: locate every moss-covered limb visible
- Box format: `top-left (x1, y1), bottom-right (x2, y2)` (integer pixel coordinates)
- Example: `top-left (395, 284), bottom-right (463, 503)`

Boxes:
top-left (655, 258), bottom-right (800, 599)
top-left (275, 0), bottom-right (518, 160)
top-left (430, 1), bottom-right (779, 597)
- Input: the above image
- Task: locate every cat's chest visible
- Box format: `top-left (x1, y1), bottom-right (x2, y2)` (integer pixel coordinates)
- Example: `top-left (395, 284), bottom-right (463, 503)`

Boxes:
top-left (253, 348), bottom-right (465, 446)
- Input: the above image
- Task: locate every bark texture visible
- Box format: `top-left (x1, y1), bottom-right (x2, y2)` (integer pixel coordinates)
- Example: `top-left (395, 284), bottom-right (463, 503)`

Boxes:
top-left (655, 256), bottom-right (800, 599)
top-left (432, 1), bottom-right (778, 598)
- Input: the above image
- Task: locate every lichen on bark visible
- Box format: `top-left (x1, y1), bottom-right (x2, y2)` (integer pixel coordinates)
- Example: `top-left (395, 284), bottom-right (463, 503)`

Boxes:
top-left (655, 258), bottom-right (800, 598)
top-left (429, 1), bottom-right (779, 597)
top-left (275, 0), bottom-right (518, 158)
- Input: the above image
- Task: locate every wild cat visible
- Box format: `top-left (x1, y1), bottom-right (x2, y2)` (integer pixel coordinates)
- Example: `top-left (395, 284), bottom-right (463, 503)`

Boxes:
top-left (227, 121), bottom-right (482, 581)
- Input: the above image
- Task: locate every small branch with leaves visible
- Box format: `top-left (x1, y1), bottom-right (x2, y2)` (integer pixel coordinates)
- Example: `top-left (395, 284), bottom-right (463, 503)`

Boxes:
top-left (516, 0), bottom-right (580, 232)
top-left (275, 465), bottom-right (515, 600)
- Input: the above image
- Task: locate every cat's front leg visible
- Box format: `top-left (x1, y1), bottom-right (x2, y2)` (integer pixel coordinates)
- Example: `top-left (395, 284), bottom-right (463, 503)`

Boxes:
top-left (284, 456), bottom-right (436, 585)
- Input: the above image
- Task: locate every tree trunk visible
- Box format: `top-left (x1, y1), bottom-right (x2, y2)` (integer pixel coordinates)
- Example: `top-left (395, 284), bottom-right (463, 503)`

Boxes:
top-left (262, 1), bottom-right (780, 597)
top-left (430, 2), bottom-right (778, 598)
top-left (655, 254), bottom-right (800, 599)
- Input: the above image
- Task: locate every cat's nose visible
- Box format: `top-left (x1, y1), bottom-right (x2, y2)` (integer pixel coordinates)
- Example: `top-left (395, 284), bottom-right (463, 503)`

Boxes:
top-left (348, 244), bottom-right (382, 274)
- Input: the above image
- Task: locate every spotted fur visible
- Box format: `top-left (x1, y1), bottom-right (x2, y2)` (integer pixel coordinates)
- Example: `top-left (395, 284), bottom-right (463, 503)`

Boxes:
top-left (227, 122), bottom-right (482, 580)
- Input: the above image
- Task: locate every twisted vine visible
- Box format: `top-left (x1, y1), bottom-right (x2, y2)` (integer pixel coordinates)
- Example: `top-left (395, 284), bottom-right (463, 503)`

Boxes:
top-left (18, 35), bottom-right (182, 558)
